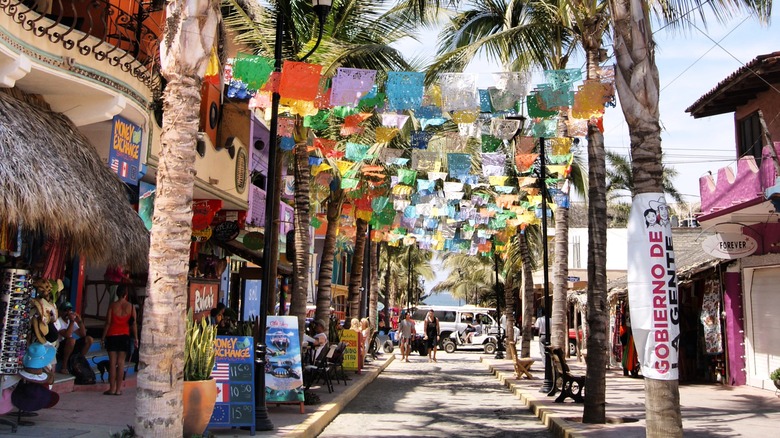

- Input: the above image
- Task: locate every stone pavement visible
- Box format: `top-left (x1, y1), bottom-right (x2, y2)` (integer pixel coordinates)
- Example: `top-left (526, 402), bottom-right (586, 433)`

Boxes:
top-left (3, 343), bottom-right (780, 437)
top-left (0, 352), bottom-right (394, 437)
top-left (481, 344), bottom-right (780, 437)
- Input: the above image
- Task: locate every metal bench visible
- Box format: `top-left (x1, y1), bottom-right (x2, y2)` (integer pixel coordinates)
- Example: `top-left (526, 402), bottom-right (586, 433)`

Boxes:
top-left (546, 346), bottom-right (585, 403)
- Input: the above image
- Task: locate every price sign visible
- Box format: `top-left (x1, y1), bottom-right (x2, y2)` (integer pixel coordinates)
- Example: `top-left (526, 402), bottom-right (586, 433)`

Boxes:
top-left (208, 336), bottom-right (256, 434)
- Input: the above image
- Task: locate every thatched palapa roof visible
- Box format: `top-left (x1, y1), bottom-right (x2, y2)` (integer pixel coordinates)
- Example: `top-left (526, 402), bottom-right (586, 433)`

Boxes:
top-left (0, 89), bottom-right (149, 272)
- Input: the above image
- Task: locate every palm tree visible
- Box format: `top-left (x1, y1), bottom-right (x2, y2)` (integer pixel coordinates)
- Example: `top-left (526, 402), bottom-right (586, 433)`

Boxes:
top-left (608, 1), bottom-right (771, 435)
top-left (606, 151), bottom-right (684, 226)
top-left (314, 186), bottom-right (344, 325)
top-left (606, 151), bottom-right (685, 204)
top-left (291, 124), bottom-right (312, 341)
top-left (347, 218), bottom-right (369, 318)
top-left (432, 253), bottom-right (497, 305)
top-left (135, 0), bottom-right (219, 436)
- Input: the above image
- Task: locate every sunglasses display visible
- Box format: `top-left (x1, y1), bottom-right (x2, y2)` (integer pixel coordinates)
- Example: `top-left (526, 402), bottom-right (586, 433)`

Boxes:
top-left (1, 269), bottom-right (33, 375)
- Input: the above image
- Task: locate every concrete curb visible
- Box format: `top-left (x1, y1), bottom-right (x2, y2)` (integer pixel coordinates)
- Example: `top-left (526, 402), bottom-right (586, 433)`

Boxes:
top-left (288, 355), bottom-right (395, 438)
top-left (483, 358), bottom-right (587, 438)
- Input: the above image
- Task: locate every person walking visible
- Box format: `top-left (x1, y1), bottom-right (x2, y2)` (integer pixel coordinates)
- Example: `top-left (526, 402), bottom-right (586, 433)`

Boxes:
top-left (100, 285), bottom-right (138, 395)
top-left (534, 308), bottom-right (548, 369)
top-left (424, 310), bottom-right (440, 362)
top-left (398, 311), bottom-right (415, 363)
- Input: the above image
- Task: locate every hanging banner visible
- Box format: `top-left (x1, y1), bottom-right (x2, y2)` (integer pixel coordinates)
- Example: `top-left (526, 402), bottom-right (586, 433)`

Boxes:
top-left (108, 115), bottom-right (142, 184)
top-left (627, 193), bottom-right (680, 380)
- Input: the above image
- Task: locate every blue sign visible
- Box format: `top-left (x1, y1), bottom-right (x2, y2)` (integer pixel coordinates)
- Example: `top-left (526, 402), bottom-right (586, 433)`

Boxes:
top-left (108, 115), bottom-right (142, 184)
top-left (243, 279), bottom-right (261, 321)
top-left (208, 336), bottom-right (255, 434)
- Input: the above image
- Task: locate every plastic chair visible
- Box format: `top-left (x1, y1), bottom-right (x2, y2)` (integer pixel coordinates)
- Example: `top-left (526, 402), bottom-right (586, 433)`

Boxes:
top-left (304, 344), bottom-right (334, 393)
top-left (328, 342), bottom-right (348, 386)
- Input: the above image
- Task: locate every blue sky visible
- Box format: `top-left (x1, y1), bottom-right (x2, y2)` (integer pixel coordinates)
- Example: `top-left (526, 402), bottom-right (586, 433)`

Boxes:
top-left (393, 8), bottom-right (779, 208)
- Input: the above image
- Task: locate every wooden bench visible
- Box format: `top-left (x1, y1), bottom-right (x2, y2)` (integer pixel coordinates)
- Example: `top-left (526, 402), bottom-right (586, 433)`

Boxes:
top-left (507, 342), bottom-right (535, 379)
top-left (546, 346), bottom-right (585, 403)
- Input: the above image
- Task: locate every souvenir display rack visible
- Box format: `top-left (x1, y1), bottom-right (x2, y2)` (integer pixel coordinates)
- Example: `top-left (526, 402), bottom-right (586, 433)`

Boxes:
top-left (1, 269), bottom-right (32, 375)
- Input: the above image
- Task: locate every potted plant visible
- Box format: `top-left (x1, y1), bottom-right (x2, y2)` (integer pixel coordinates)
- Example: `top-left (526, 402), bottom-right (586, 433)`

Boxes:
top-left (182, 311), bottom-right (218, 437)
top-left (770, 368), bottom-right (780, 390)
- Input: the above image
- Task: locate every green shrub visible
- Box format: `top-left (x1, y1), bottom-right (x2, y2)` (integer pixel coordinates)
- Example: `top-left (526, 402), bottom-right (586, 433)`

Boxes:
top-left (770, 368), bottom-right (780, 381)
top-left (184, 310), bottom-right (217, 381)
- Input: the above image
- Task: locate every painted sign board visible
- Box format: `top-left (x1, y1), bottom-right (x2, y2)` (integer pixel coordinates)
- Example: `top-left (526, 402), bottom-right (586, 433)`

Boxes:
top-left (265, 316), bottom-right (305, 405)
top-left (701, 233), bottom-right (758, 259)
top-left (108, 115), bottom-right (142, 184)
top-left (341, 329), bottom-right (360, 371)
top-left (208, 336), bottom-right (255, 434)
top-left (188, 279), bottom-right (219, 322)
top-left (243, 279), bottom-right (261, 321)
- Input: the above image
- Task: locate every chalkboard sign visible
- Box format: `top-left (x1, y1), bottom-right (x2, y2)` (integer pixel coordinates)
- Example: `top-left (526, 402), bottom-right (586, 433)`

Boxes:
top-left (208, 336), bottom-right (256, 434)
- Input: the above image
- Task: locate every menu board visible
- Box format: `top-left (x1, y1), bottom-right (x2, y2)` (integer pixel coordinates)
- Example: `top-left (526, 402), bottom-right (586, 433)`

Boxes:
top-left (208, 336), bottom-right (256, 434)
top-left (341, 329), bottom-right (359, 371)
top-left (265, 316), bottom-right (305, 405)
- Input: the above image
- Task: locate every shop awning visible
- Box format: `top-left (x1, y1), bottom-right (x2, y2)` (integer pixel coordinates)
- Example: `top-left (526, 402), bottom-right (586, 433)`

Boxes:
top-left (215, 235), bottom-right (293, 275)
top-left (0, 89), bottom-right (149, 271)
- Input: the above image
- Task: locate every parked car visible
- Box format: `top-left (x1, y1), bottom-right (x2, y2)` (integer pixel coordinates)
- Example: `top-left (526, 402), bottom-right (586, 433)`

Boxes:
top-left (568, 327), bottom-right (584, 355)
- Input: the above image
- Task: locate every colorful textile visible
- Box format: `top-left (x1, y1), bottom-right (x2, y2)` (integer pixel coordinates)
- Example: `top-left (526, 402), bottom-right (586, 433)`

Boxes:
top-left (279, 61), bottom-right (322, 101)
top-left (439, 73), bottom-right (478, 112)
top-left (491, 118), bottom-right (522, 140)
top-left (447, 153), bottom-right (472, 179)
top-left (232, 53), bottom-right (274, 91)
top-left (330, 68), bottom-right (377, 107)
top-left (386, 71), bottom-right (425, 111)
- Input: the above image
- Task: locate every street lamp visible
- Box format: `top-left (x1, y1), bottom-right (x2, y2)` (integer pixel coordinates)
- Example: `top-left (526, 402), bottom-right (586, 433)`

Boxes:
top-left (493, 237), bottom-right (504, 360)
top-left (538, 137), bottom-right (553, 394)
top-left (256, 0), bottom-right (332, 430)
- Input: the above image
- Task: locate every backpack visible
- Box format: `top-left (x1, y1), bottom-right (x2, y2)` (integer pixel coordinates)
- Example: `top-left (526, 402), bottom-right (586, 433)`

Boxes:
top-left (68, 353), bottom-right (96, 385)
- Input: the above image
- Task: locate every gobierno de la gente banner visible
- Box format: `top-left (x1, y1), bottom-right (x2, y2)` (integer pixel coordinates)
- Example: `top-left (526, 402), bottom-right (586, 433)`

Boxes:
top-left (627, 193), bottom-right (680, 380)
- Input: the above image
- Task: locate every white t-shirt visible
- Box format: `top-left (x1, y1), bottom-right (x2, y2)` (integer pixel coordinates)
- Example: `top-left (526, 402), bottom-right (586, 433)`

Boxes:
top-left (55, 317), bottom-right (81, 342)
top-left (313, 332), bottom-right (328, 358)
top-left (534, 316), bottom-right (547, 336)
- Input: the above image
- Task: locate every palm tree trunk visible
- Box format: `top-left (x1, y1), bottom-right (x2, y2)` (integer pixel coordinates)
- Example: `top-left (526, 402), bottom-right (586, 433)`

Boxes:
top-left (583, 44), bottom-right (609, 424)
top-left (519, 230), bottom-right (534, 358)
top-left (551, 206), bottom-right (569, 351)
top-left (504, 267), bottom-right (516, 359)
top-left (291, 142), bottom-right (311, 340)
top-left (347, 218), bottom-right (368, 319)
top-left (136, 1), bottom-right (217, 436)
top-left (611, 0), bottom-right (682, 435)
top-left (369, 239), bottom-right (379, 329)
top-left (314, 188), bottom-right (343, 325)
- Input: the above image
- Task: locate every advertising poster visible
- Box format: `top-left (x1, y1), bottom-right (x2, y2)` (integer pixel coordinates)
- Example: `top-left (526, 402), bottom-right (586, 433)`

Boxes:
top-left (208, 336), bottom-right (255, 433)
top-left (627, 193), bottom-right (680, 380)
top-left (243, 279), bottom-right (261, 321)
top-left (138, 181), bottom-right (155, 230)
top-left (265, 316), bottom-right (305, 403)
top-left (341, 329), bottom-right (359, 371)
top-left (108, 115), bottom-right (142, 184)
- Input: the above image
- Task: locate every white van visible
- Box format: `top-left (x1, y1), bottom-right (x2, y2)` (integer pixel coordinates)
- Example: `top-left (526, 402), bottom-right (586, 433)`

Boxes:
top-left (411, 305), bottom-right (499, 345)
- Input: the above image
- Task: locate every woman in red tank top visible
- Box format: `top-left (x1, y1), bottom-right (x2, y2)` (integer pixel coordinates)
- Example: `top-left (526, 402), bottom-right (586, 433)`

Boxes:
top-left (100, 285), bottom-right (138, 395)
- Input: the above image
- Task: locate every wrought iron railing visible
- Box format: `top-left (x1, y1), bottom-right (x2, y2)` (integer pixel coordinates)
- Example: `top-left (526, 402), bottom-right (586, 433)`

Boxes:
top-left (1, 0), bottom-right (163, 93)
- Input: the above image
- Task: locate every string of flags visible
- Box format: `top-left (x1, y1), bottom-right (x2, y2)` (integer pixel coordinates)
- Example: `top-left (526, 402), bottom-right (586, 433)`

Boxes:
top-left (215, 53), bottom-right (616, 256)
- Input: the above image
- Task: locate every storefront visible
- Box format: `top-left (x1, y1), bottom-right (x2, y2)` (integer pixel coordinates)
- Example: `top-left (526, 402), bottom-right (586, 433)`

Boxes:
top-left (0, 87), bottom-right (149, 417)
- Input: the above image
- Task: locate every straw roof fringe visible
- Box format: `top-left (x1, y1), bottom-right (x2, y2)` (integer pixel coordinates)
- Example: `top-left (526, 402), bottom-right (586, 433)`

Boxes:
top-left (0, 89), bottom-right (149, 272)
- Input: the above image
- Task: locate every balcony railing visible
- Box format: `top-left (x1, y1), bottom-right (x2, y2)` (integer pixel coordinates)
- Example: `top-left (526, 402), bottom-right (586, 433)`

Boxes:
top-left (1, 0), bottom-right (163, 92)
